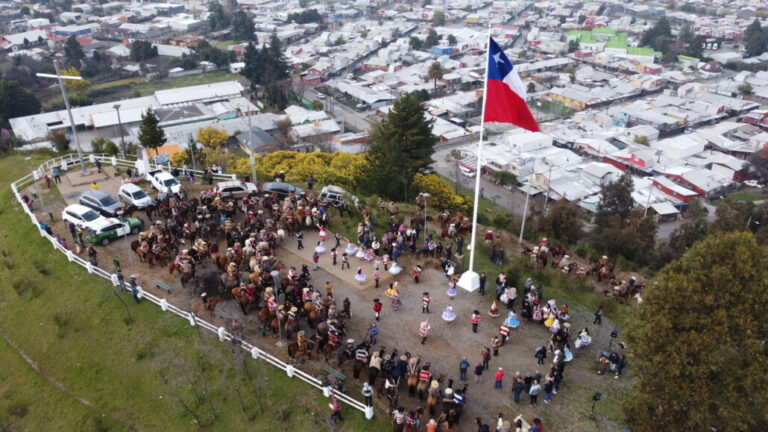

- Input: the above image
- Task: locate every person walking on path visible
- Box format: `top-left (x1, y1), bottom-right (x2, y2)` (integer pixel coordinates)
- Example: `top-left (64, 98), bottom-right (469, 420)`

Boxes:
top-left (87, 243), bottom-right (98, 266)
top-left (331, 248), bottom-right (338, 265)
top-left (312, 252), bottom-right (320, 271)
top-left (129, 274), bottom-right (141, 303)
top-left (543, 376), bottom-right (554, 404)
top-left (373, 298), bottom-right (382, 321)
top-left (373, 270), bottom-right (380, 288)
top-left (325, 281), bottom-right (333, 297)
top-left (494, 368), bottom-right (505, 389)
top-left (90, 181), bottom-right (99, 191)
top-left (422, 292), bottom-right (431, 313)
top-left (330, 395), bottom-right (343, 422)
top-left (369, 322), bottom-right (379, 344)
top-left (297, 231), bottom-right (304, 250)
top-left (341, 253), bottom-right (350, 269)
top-left (95, 159), bottom-right (102, 173)
top-left (535, 346), bottom-right (547, 365)
top-left (44, 174), bottom-right (51, 189)
top-left (491, 336), bottom-right (501, 357)
top-left (512, 376), bottom-right (525, 404)
top-left (474, 361), bottom-right (484, 383)
top-left (459, 357), bottom-right (470, 381)
top-left (471, 310), bottom-right (481, 333)
top-left (593, 305), bottom-right (603, 326)
top-left (413, 265), bottom-right (422, 283)
top-left (419, 320), bottom-right (431, 345)
top-left (482, 347), bottom-right (491, 370)
top-left (529, 380), bottom-right (541, 406)
top-left (52, 166), bottom-right (61, 184)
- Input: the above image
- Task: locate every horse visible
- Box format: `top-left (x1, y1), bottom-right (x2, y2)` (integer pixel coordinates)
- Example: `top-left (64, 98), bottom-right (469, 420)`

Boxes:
top-left (406, 359), bottom-right (420, 397)
top-left (287, 339), bottom-right (314, 363)
top-left (427, 384), bottom-right (441, 416)
top-left (192, 295), bottom-right (222, 318)
top-left (284, 315), bottom-right (298, 339)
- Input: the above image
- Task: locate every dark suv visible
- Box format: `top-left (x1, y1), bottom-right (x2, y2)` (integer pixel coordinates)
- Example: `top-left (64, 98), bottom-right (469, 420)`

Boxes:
top-left (262, 182), bottom-right (303, 198)
top-left (79, 190), bottom-right (124, 217)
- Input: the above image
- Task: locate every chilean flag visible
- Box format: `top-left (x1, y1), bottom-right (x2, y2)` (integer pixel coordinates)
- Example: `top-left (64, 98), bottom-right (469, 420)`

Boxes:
top-left (484, 38), bottom-right (540, 132)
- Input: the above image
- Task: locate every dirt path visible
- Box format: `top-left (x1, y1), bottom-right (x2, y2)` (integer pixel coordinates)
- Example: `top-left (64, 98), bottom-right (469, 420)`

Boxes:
top-left (0, 328), bottom-right (141, 432)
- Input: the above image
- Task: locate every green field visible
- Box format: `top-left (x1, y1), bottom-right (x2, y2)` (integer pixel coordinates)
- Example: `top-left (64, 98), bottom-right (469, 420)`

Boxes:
top-left (0, 154), bottom-right (388, 432)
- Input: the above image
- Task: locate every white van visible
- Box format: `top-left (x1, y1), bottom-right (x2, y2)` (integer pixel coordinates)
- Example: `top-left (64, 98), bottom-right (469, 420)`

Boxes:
top-left (459, 165), bottom-right (476, 178)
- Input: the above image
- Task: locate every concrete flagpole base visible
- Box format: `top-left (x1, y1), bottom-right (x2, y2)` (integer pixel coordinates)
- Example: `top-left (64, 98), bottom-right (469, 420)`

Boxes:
top-left (457, 270), bottom-right (480, 292)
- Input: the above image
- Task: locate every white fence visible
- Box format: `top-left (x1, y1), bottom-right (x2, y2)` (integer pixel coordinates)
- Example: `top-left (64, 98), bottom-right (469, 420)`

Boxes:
top-left (11, 155), bottom-right (373, 420)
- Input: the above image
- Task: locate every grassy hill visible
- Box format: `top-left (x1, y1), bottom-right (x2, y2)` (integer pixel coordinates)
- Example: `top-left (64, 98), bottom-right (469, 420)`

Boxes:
top-left (0, 153), bottom-right (388, 431)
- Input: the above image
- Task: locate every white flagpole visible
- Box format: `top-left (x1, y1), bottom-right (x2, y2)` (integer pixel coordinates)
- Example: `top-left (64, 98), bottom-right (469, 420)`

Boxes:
top-left (518, 159), bottom-right (535, 244)
top-left (458, 26), bottom-right (492, 293)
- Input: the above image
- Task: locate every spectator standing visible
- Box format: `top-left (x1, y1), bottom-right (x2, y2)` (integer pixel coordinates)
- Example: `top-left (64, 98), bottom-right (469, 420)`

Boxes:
top-left (369, 323), bottom-right (379, 344)
top-left (512, 377), bottom-right (525, 404)
top-left (459, 357), bottom-right (470, 381)
top-left (471, 310), bottom-right (481, 333)
top-left (474, 361), bottom-right (484, 383)
top-left (372, 298), bottom-right (382, 321)
top-left (529, 380), bottom-right (541, 406)
top-left (593, 305), bottom-right (603, 326)
top-left (494, 368), bottom-right (505, 389)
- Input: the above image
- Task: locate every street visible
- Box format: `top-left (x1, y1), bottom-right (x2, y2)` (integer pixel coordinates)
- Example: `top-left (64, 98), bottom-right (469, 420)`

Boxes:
top-left (306, 86), bottom-right (374, 132)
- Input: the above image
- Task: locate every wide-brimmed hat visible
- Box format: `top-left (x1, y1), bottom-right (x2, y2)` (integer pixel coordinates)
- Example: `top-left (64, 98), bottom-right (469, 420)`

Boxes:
top-left (290, 307), bottom-right (298, 313)
top-left (431, 380), bottom-right (439, 389)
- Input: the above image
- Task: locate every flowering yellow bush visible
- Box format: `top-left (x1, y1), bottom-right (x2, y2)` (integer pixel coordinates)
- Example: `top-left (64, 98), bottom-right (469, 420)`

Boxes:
top-left (230, 151), bottom-right (366, 189)
top-left (413, 173), bottom-right (472, 212)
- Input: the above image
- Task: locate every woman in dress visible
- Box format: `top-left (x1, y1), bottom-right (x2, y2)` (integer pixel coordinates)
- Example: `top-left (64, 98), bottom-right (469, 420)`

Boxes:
top-left (315, 240), bottom-right (326, 254)
top-left (354, 267), bottom-right (367, 285)
top-left (442, 306), bottom-right (456, 323)
top-left (446, 281), bottom-right (457, 299)
top-left (503, 311), bottom-right (520, 329)
top-left (489, 301), bottom-right (500, 317)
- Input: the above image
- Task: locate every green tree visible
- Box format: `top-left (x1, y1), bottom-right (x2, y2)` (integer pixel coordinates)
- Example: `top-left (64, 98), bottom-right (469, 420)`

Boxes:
top-left (241, 42), bottom-right (263, 89)
top-left (130, 40), bottom-right (158, 62)
top-left (63, 35), bottom-right (85, 67)
top-left (0, 80), bottom-right (41, 124)
top-left (286, 9), bottom-right (322, 24)
top-left (207, 2), bottom-right (230, 31)
top-left (625, 231), bottom-right (768, 432)
top-left (712, 198), bottom-right (753, 232)
top-left (640, 17), bottom-right (671, 52)
top-left (138, 108), bottom-right (166, 156)
top-left (427, 61), bottom-right (446, 90)
top-left (410, 37), bottom-right (423, 50)
top-left (491, 170), bottom-right (516, 186)
top-left (744, 19), bottom-right (766, 57)
top-left (231, 10), bottom-right (256, 41)
top-left (426, 29), bottom-right (440, 48)
top-left (594, 172), bottom-right (635, 228)
top-left (104, 140), bottom-right (120, 156)
top-left (362, 94), bottom-right (436, 200)
top-left (49, 132), bottom-right (70, 154)
top-left (432, 10), bottom-right (445, 26)
top-left (264, 83), bottom-right (288, 110)
top-left (527, 82), bottom-right (535, 93)
top-left (634, 135), bottom-right (649, 145)
top-left (447, 34), bottom-right (457, 46)
top-left (538, 199), bottom-right (583, 244)
top-left (263, 34), bottom-right (289, 83)
top-left (685, 35), bottom-right (705, 59)
top-left (567, 39), bottom-right (579, 53)
top-left (90, 136), bottom-right (113, 154)
top-left (334, 36), bottom-right (346, 45)
top-left (739, 82), bottom-right (754, 95)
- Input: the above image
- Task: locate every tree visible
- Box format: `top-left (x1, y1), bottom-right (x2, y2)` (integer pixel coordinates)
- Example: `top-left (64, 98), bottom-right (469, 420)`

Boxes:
top-left (0, 80), bottom-right (41, 124)
top-left (410, 37), bottom-right (423, 50)
top-left (744, 19), bottom-right (766, 57)
top-left (138, 108), bottom-right (166, 156)
top-left (264, 83), bottom-right (289, 110)
top-left (286, 9), bottom-right (322, 24)
top-left (361, 94), bottom-right (436, 200)
top-left (90, 136), bottom-right (111, 153)
top-left (640, 17), bottom-right (671, 52)
top-left (63, 35), bottom-right (85, 67)
top-left (260, 34), bottom-right (289, 84)
top-left (196, 126), bottom-right (229, 149)
top-left (739, 82), bottom-right (754, 95)
top-left (426, 29), bottom-right (440, 48)
top-left (49, 132), bottom-right (70, 154)
top-left (241, 42), bottom-right (262, 89)
top-left (432, 10), bottom-right (446, 26)
top-left (577, 15), bottom-right (586, 24)
top-left (625, 231), bottom-right (768, 432)
top-left (60, 66), bottom-right (91, 94)
top-left (567, 39), bottom-right (579, 53)
top-left (130, 40), bottom-right (158, 62)
top-left (491, 170), bottom-right (516, 186)
top-left (685, 35), bottom-right (705, 59)
top-left (427, 61), bottom-right (446, 90)
top-left (207, 3), bottom-right (230, 31)
top-left (231, 10), bottom-right (256, 42)
top-left (334, 36), bottom-right (346, 45)
top-left (634, 135), bottom-right (649, 145)
top-left (104, 140), bottom-right (120, 156)
top-left (537, 200), bottom-right (583, 244)
top-left (594, 172), bottom-right (635, 228)
top-left (447, 34), bottom-right (457, 46)
top-left (527, 82), bottom-right (536, 93)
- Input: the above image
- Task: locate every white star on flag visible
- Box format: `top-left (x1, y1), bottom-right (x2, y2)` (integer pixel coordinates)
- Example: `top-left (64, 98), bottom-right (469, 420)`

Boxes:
top-left (493, 52), bottom-right (503, 64)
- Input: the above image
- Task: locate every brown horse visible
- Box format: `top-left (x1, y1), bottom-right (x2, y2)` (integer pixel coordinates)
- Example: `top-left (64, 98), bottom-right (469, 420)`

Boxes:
top-left (192, 295), bottom-right (222, 318)
top-left (287, 339), bottom-right (314, 362)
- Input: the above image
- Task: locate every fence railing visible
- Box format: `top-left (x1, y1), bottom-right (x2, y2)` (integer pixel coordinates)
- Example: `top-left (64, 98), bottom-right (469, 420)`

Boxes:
top-left (11, 157), bottom-right (372, 419)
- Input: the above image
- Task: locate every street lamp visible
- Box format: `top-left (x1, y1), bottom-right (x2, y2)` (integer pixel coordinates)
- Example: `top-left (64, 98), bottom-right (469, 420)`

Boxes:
top-left (237, 106), bottom-right (257, 184)
top-left (113, 104), bottom-right (126, 159)
top-left (420, 192), bottom-right (430, 236)
top-left (37, 59), bottom-right (87, 175)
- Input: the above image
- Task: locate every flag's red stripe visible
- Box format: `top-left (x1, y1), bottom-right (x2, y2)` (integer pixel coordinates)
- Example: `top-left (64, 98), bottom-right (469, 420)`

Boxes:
top-left (483, 79), bottom-right (540, 132)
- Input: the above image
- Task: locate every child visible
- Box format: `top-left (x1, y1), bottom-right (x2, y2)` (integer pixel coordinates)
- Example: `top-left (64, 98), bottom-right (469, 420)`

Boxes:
top-left (341, 253), bottom-right (350, 269)
top-left (373, 298), bottom-right (382, 321)
top-left (373, 270), bottom-right (380, 288)
top-left (331, 248), bottom-right (338, 265)
top-left (421, 292), bottom-right (431, 314)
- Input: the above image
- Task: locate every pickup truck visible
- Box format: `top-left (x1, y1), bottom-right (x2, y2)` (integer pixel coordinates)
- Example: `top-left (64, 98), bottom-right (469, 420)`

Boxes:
top-left (147, 169), bottom-right (182, 194)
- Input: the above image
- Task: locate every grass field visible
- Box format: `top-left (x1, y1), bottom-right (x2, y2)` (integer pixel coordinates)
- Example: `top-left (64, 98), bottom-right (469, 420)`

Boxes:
top-left (0, 154), bottom-right (388, 432)
top-left (712, 190), bottom-right (767, 206)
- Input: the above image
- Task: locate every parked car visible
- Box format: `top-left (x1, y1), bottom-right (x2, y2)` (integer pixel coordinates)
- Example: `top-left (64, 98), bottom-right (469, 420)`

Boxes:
top-left (85, 217), bottom-right (144, 246)
top-left (214, 180), bottom-right (258, 198)
top-left (459, 165), bottom-right (476, 178)
top-left (147, 169), bottom-right (182, 194)
top-left (319, 185), bottom-right (358, 207)
top-left (119, 183), bottom-right (155, 208)
top-left (79, 190), bottom-right (124, 217)
top-left (262, 182), bottom-right (303, 198)
top-left (61, 204), bottom-right (109, 231)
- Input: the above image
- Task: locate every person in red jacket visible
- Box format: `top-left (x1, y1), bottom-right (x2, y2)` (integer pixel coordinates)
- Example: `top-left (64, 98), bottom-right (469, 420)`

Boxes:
top-left (494, 367), bottom-right (505, 389)
top-left (471, 310), bottom-right (481, 333)
top-left (373, 298), bottom-right (382, 321)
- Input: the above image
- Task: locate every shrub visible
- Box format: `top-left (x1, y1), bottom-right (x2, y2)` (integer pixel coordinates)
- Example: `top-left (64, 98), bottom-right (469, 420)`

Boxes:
top-left (412, 173), bottom-right (472, 213)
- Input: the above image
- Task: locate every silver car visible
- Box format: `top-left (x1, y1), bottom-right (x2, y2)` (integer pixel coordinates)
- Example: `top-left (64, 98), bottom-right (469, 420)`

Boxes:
top-left (79, 190), bottom-right (124, 217)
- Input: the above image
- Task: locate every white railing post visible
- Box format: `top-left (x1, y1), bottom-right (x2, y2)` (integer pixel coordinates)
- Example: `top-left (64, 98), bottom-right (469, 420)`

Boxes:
top-left (110, 274), bottom-right (120, 286)
top-left (136, 286), bottom-right (143, 299)
top-left (160, 298), bottom-right (168, 311)
top-left (217, 327), bottom-right (226, 342)
top-left (365, 406), bottom-right (374, 419)
top-left (286, 364), bottom-right (295, 378)
top-left (86, 262), bottom-right (94, 274)
top-left (67, 250), bottom-right (75, 261)
top-left (188, 313), bottom-right (197, 326)
top-left (323, 386), bottom-right (332, 397)
top-left (251, 347), bottom-right (260, 359)
top-left (111, 156), bottom-right (117, 166)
